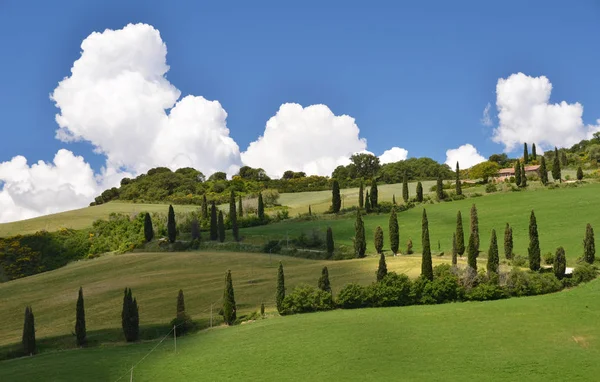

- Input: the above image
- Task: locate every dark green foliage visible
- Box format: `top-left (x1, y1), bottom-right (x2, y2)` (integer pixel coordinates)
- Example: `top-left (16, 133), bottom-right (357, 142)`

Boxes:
top-left (331, 180), bottom-right (341, 213)
top-left (238, 195), bottom-right (243, 217)
top-left (577, 166), bottom-right (584, 181)
top-left (365, 190), bottom-right (371, 212)
top-left (201, 195), bottom-right (208, 220)
top-left (407, 238), bottom-right (413, 254)
top-left (370, 272), bottom-right (412, 307)
top-left (260, 303), bottom-right (265, 316)
top-left (528, 210), bottom-right (541, 271)
top-left (455, 162), bottom-right (462, 196)
top-left (358, 181), bottom-right (364, 209)
top-left (75, 287), bottom-right (86, 347)
top-left (222, 270), bottom-right (236, 325)
top-left (552, 147), bottom-right (561, 182)
top-left (167, 205), bottom-right (176, 243)
top-left (370, 179), bottom-right (378, 207)
top-left (470, 204), bottom-right (479, 253)
top-left (436, 173), bottom-right (444, 200)
top-left (504, 223), bottom-right (513, 259)
top-left (572, 263), bottom-right (596, 284)
top-left (258, 192), bottom-right (265, 221)
top-left (467, 232), bottom-right (477, 270)
top-left (455, 211), bottom-right (465, 256)
top-left (540, 156), bottom-right (548, 185)
top-left (336, 283), bottom-right (369, 309)
top-left (402, 172), bottom-right (409, 202)
top-left (326, 227), bottom-right (334, 259)
top-left (376, 157), bottom-right (454, 184)
top-left (392, 194), bottom-right (396, 205)
top-left (308, 205), bottom-right (312, 216)
top-left (318, 266), bottom-right (331, 293)
top-left (554, 247), bottom-right (567, 280)
top-left (531, 143), bottom-right (537, 160)
top-left (416, 182), bottom-right (423, 202)
top-left (377, 253), bottom-right (387, 281)
top-left (583, 223), bottom-right (595, 264)
top-left (190, 218), bottom-right (200, 241)
top-left (389, 208), bottom-right (399, 255)
top-left (280, 284), bottom-right (334, 315)
top-left (505, 268), bottom-right (562, 297)
top-left (523, 142), bottom-right (529, 164)
top-left (354, 210), bottom-right (366, 258)
top-left (230, 191), bottom-right (239, 241)
top-left (421, 209), bottom-right (433, 281)
top-left (121, 288), bottom-right (139, 342)
top-left (171, 289), bottom-right (193, 336)
top-left (514, 160), bottom-right (521, 186)
top-left (374, 226), bottom-right (384, 254)
top-left (210, 201), bottom-right (218, 241)
top-left (276, 262), bottom-right (285, 314)
top-left (143, 213), bottom-right (153, 242)
top-left (520, 163), bottom-right (527, 187)
top-left (452, 233), bottom-right (457, 266)
top-left (487, 229), bottom-right (499, 275)
top-left (218, 211), bottom-right (225, 243)
top-left (22, 306), bottom-right (36, 356)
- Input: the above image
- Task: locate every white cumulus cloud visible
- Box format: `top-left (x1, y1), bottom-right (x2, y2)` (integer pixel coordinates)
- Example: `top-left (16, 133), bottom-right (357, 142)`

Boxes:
top-left (481, 102), bottom-right (492, 126)
top-left (379, 147), bottom-right (409, 164)
top-left (241, 103), bottom-right (367, 178)
top-left (445, 144), bottom-right (486, 169)
top-left (492, 72), bottom-right (600, 152)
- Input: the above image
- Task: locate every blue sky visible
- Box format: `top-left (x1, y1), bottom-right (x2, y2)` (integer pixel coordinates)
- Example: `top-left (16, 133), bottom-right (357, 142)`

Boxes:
top-left (1, 0), bottom-right (600, 221)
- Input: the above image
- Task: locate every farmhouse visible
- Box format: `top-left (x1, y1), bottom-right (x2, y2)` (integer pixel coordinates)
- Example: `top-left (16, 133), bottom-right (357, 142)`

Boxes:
top-left (494, 165), bottom-right (541, 182)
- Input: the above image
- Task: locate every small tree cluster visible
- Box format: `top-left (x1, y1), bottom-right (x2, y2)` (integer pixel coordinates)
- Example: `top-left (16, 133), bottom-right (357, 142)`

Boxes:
top-left (354, 210), bottom-right (366, 258)
top-left (122, 288), bottom-right (139, 342)
top-left (421, 209), bottom-right (433, 280)
top-left (222, 270), bottom-right (236, 325)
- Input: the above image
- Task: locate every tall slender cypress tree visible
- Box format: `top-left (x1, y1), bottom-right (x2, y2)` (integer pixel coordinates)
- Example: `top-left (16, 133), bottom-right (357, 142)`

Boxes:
top-left (540, 156), bottom-right (548, 185)
top-left (416, 182), bottom-right (423, 202)
top-left (230, 191), bottom-right (239, 241)
top-left (470, 204), bottom-right (479, 254)
top-left (402, 171), bottom-right (409, 202)
top-left (167, 205), bottom-right (176, 243)
top-left (365, 190), bottom-right (371, 213)
top-left (389, 208), bottom-right (399, 255)
top-left (583, 223), bottom-right (595, 264)
top-left (75, 287), bottom-right (86, 347)
top-left (308, 205), bottom-right (312, 216)
top-left (455, 162), bottom-right (462, 196)
top-left (520, 163), bottom-right (527, 187)
top-left (210, 201), bottom-right (218, 241)
top-left (144, 213), bottom-right (153, 242)
top-left (514, 160), bottom-right (522, 186)
top-left (326, 227), bottom-right (334, 259)
top-left (370, 179), bottom-right (378, 208)
top-left (504, 223), bottom-right (513, 259)
top-left (122, 288), bottom-right (139, 342)
top-left (22, 306), bottom-right (36, 356)
top-left (523, 142), bottom-right (529, 164)
top-left (436, 173), bottom-right (444, 201)
top-left (552, 147), bottom-right (561, 183)
top-left (452, 233), bottom-right (457, 266)
top-left (467, 232), bottom-right (477, 270)
top-left (318, 266), bottom-right (331, 293)
top-left (487, 229), bottom-right (499, 275)
top-left (358, 181), bottom-right (364, 209)
top-left (374, 226), bottom-right (384, 254)
top-left (554, 247), bottom-right (566, 280)
top-left (276, 262), bottom-right (285, 314)
top-left (456, 211), bottom-right (465, 256)
top-left (173, 289), bottom-right (192, 335)
top-left (531, 143), bottom-right (537, 160)
top-left (218, 211), bottom-right (225, 243)
top-left (421, 209), bottom-right (433, 280)
top-left (191, 217), bottom-right (200, 241)
top-left (354, 209), bottom-right (366, 258)
top-left (258, 192), bottom-right (265, 221)
top-left (392, 194), bottom-right (396, 205)
top-left (201, 194), bottom-right (208, 221)
top-left (376, 253), bottom-right (387, 281)
top-left (528, 210), bottom-right (541, 271)
top-left (222, 270), bottom-right (236, 325)
top-left (577, 166), bottom-right (584, 181)
top-left (238, 195), bottom-right (243, 217)
top-left (331, 180), bottom-right (341, 213)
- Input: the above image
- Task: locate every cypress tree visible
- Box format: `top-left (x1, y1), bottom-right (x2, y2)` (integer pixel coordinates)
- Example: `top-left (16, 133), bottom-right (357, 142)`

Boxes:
top-left (552, 147), bottom-right (561, 183)
top-left (201, 194), bottom-right (208, 220)
top-left (358, 181), bottom-right (364, 209)
top-left (230, 191), bottom-right (239, 241)
top-left (583, 223), bottom-right (595, 264)
top-left (222, 270), bottom-right (236, 325)
top-left (276, 262), bottom-right (285, 314)
top-left (392, 194), bottom-right (396, 205)
top-left (467, 232), bottom-right (477, 271)
top-left (416, 182), bottom-right (423, 202)
top-left (470, 204), bottom-right (479, 254)
top-left (452, 233), bottom-right (457, 266)
top-left (177, 289), bottom-right (185, 316)
top-left (191, 217), bottom-right (200, 241)
top-left (167, 205), bottom-right (176, 243)
top-left (144, 212), bottom-right (153, 242)
top-left (238, 195), bottom-right (243, 217)
top-left (354, 209), bottom-right (366, 258)
top-left (75, 287), bottom-right (86, 347)
top-left (318, 266), bottom-right (331, 293)
top-left (532, 143), bottom-right (537, 160)
top-left (436, 173), bottom-right (444, 200)
top-left (308, 205), bottom-right (312, 216)
top-left (455, 162), bottom-right (462, 196)
top-left (370, 179), bottom-right (378, 208)
top-left (540, 156), bottom-right (549, 185)
top-left (365, 190), bottom-right (372, 213)
top-left (374, 226), bottom-right (384, 254)
top-left (131, 297), bottom-right (139, 341)
top-left (122, 288), bottom-right (139, 342)
top-left (504, 223), bottom-right (513, 259)
top-left (554, 247), bottom-right (567, 280)
top-left (514, 160), bottom-right (522, 186)
top-left (421, 209), bottom-right (433, 280)
top-left (487, 229), bottom-right (499, 275)
top-left (561, 150), bottom-right (568, 166)
top-left (577, 166), bottom-right (584, 181)
top-left (523, 142), bottom-right (529, 164)
top-left (173, 289), bottom-right (192, 335)
top-left (376, 253), bottom-right (387, 281)
top-left (258, 192), bottom-right (265, 221)
top-left (402, 172), bottom-right (409, 202)
top-left (520, 163), bottom-right (527, 187)
top-left (528, 210), bottom-right (541, 271)
top-left (331, 180), bottom-right (341, 213)
top-left (456, 211), bottom-right (465, 256)
top-left (218, 211), bottom-right (225, 243)
top-left (326, 227), bottom-right (334, 259)
top-left (389, 208), bottom-right (399, 255)
top-left (210, 201), bottom-right (218, 241)
top-left (22, 306), bottom-right (36, 356)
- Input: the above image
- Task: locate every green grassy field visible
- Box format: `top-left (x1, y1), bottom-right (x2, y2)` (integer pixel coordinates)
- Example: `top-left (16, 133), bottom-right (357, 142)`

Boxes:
top-left (243, 182), bottom-right (600, 262)
top-left (2, 275), bottom-right (599, 381)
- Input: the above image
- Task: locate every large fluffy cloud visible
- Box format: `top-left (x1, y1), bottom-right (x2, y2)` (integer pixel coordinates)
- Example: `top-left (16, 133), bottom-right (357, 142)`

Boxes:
top-left (445, 144), bottom-right (486, 169)
top-left (492, 73), bottom-right (600, 152)
top-left (379, 147), bottom-right (408, 164)
top-left (241, 103), bottom-right (367, 177)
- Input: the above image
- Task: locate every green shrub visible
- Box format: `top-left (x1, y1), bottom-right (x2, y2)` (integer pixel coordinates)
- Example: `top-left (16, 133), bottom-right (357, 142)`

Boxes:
top-left (511, 255), bottom-right (527, 267)
top-left (470, 193), bottom-right (483, 198)
top-left (465, 281), bottom-right (507, 301)
top-left (543, 252), bottom-right (555, 265)
top-left (281, 284), bottom-right (334, 315)
top-left (572, 263), bottom-right (597, 284)
top-left (526, 273), bottom-right (562, 295)
top-left (409, 277), bottom-right (436, 305)
top-left (369, 273), bottom-right (412, 307)
top-left (430, 273), bottom-right (463, 303)
top-left (505, 268), bottom-right (530, 297)
top-left (485, 183), bottom-right (498, 193)
top-left (337, 283), bottom-right (369, 309)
